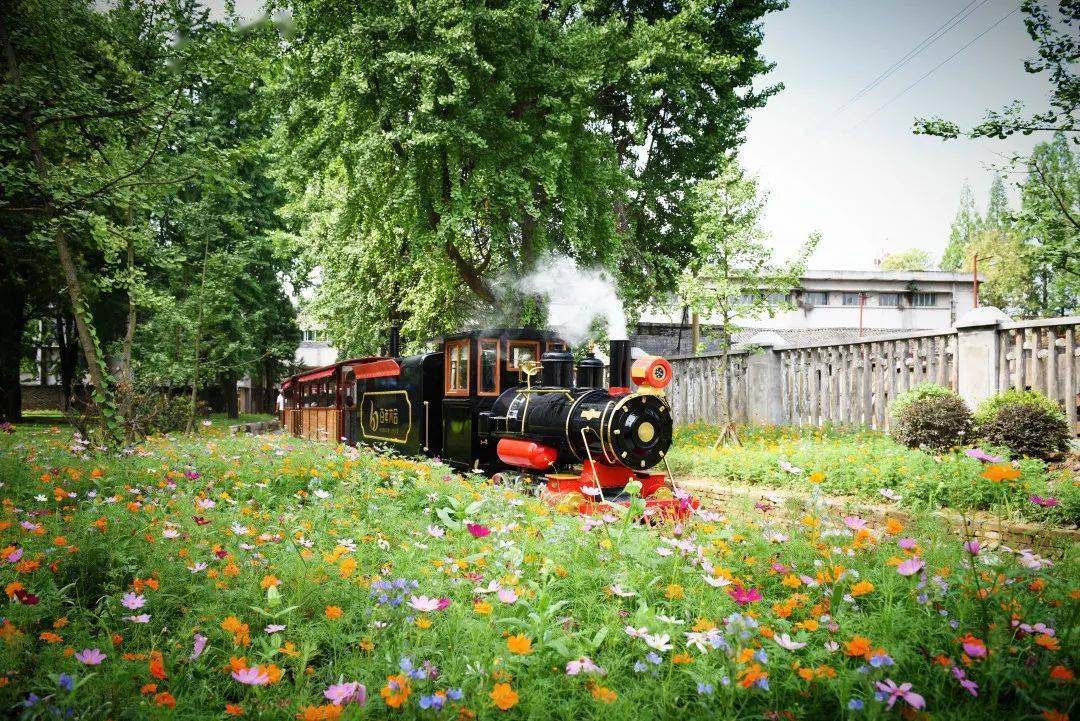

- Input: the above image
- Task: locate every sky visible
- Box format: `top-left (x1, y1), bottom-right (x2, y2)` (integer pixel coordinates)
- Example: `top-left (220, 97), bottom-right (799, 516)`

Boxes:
top-left (218, 0), bottom-right (1052, 271)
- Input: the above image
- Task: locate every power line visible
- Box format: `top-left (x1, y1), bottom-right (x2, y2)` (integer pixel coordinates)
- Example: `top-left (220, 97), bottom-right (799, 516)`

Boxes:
top-left (823, 0), bottom-right (993, 125)
top-left (850, 6), bottom-right (1020, 131)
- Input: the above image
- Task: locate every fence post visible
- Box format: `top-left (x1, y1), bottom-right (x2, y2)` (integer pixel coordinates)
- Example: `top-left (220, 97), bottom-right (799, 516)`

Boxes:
top-left (954, 307), bottom-right (1011, 409)
top-left (743, 332), bottom-right (787, 425)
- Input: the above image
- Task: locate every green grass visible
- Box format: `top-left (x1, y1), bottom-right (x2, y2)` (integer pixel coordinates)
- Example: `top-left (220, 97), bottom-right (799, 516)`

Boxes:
top-left (206, 412), bottom-right (278, 428)
top-left (668, 424), bottom-right (1080, 526)
top-left (0, 425), bottom-right (1075, 720)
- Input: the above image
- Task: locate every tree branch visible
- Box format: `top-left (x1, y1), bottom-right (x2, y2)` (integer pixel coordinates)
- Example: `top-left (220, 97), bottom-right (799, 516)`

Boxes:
top-left (1029, 153), bottom-right (1080, 232)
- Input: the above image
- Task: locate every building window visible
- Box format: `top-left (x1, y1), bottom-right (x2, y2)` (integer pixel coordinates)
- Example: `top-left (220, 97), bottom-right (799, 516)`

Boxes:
top-left (912, 292), bottom-right (937, 307)
top-left (507, 340), bottom-right (540, 371)
top-left (445, 339), bottom-right (470, 395)
top-left (842, 292), bottom-right (862, 306)
top-left (478, 338), bottom-right (500, 396)
top-left (767, 292), bottom-right (787, 304)
top-left (879, 293), bottom-right (900, 307)
top-left (803, 291), bottom-right (829, 306)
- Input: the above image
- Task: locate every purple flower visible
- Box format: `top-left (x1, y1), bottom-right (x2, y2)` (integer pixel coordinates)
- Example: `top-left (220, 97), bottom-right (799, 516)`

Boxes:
top-left (190, 633), bottom-right (208, 661)
top-left (965, 448), bottom-right (1001, 463)
top-left (897, 538), bottom-right (917, 551)
top-left (75, 648), bottom-right (106, 665)
top-left (231, 667), bottom-right (270, 685)
top-left (566, 656), bottom-right (604, 675)
top-left (875, 679), bottom-right (925, 710)
top-left (1029, 495), bottom-right (1059, 507)
top-left (265, 624), bottom-right (286, 634)
top-left (896, 557), bottom-right (925, 577)
top-left (324, 681), bottom-right (366, 706)
top-left (58, 673), bottom-right (74, 691)
top-left (963, 540), bottom-right (981, 556)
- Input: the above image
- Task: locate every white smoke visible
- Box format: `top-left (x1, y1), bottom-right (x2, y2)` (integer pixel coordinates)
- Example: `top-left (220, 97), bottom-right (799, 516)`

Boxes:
top-left (518, 256), bottom-right (628, 344)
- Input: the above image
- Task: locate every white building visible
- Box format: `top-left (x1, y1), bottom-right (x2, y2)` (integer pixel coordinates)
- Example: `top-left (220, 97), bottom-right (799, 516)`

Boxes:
top-left (635, 269), bottom-right (983, 354)
top-left (296, 323), bottom-right (337, 369)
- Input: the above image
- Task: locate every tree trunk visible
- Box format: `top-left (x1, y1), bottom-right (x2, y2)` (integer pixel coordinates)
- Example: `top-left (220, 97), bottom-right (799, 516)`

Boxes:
top-left (55, 314), bottom-right (77, 411)
top-left (0, 287), bottom-right (26, 423)
top-left (38, 320), bottom-right (49, 385)
top-left (186, 236), bottom-right (210, 433)
top-left (118, 227), bottom-right (137, 434)
top-left (691, 312), bottom-right (700, 356)
top-left (2, 25), bottom-right (112, 409)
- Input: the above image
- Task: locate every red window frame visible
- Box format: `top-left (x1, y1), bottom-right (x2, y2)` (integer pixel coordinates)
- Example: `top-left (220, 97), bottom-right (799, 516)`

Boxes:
top-left (506, 340), bottom-right (540, 371)
top-left (444, 339), bottom-right (471, 396)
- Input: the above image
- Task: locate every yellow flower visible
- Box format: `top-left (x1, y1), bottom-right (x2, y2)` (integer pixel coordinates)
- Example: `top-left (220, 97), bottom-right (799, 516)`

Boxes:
top-left (850, 580), bottom-right (875, 597)
top-left (808, 471), bottom-right (825, 484)
top-left (506, 634), bottom-right (533, 655)
top-left (490, 682), bottom-right (518, 711)
top-left (474, 600), bottom-right (492, 615)
top-left (665, 583), bottom-right (685, 600)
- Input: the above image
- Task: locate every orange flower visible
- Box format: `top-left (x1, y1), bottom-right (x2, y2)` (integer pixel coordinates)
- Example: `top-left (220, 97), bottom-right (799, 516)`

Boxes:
top-left (808, 471), bottom-right (825, 484)
top-left (671, 652), bottom-right (693, 664)
top-left (154, 691), bottom-right (176, 708)
top-left (260, 575), bottom-right (281, 589)
top-left (738, 663), bottom-right (768, 688)
top-left (781, 574), bottom-right (802, 588)
top-left (982, 464), bottom-right (1021, 483)
top-left (885, 518), bottom-right (904, 535)
top-left (1042, 711), bottom-right (1069, 721)
top-left (665, 583), bottom-right (684, 600)
top-left (850, 580), bottom-right (875, 597)
top-left (221, 616), bottom-right (251, 646)
top-left (845, 636), bottom-right (871, 658)
top-left (140, 683), bottom-right (158, 694)
top-left (590, 684), bottom-right (617, 703)
top-left (1049, 665), bottom-right (1074, 681)
top-left (296, 706), bottom-right (342, 721)
top-left (506, 634), bottom-right (533, 655)
top-left (474, 601), bottom-right (492, 615)
top-left (796, 619), bottom-right (819, 632)
top-left (324, 606), bottom-right (343, 620)
top-left (149, 650), bottom-right (167, 680)
top-left (39, 631), bottom-right (63, 644)
top-left (489, 682), bottom-right (518, 711)
top-left (381, 674), bottom-right (411, 708)
top-left (91, 468), bottom-right (105, 478)
top-left (1036, 634), bottom-right (1061, 652)
top-left (225, 704), bottom-right (244, 717)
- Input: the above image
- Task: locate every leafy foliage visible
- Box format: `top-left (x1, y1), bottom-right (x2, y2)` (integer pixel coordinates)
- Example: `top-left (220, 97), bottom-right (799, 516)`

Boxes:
top-left (975, 389), bottom-right (1069, 460)
top-left (879, 248), bottom-right (931, 271)
top-left (889, 385), bottom-right (973, 452)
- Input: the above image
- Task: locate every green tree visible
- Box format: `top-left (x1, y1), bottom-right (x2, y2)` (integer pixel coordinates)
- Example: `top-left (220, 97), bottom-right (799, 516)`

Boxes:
top-left (270, 0), bottom-right (786, 352)
top-left (880, 248), bottom-right (932, 271)
top-left (961, 229), bottom-right (1032, 312)
top-left (941, 183), bottom-right (981, 271)
top-left (1018, 134), bottom-right (1080, 314)
top-left (677, 161), bottom-right (817, 442)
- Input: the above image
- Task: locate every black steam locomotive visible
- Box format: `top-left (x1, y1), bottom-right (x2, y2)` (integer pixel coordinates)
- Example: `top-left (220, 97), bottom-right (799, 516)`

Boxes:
top-left (280, 329), bottom-right (694, 517)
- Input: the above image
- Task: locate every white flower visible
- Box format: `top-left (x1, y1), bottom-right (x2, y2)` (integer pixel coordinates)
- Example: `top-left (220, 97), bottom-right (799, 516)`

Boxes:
top-left (608, 584), bottom-right (636, 597)
top-left (643, 633), bottom-right (673, 652)
top-left (427, 525), bottom-right (445, 538)
top-left (655, 614), bottom-right (684, 625)
top-left (314, 489), bottom-right (331, 499)
top-left (703, 574), bottom-right (732, 588)
top-left (624, 626), bottom-right (648, 639)
top-left (773, 633), bottom-right (807, 651)
top-left (779, 460), bottom-right (803, 474)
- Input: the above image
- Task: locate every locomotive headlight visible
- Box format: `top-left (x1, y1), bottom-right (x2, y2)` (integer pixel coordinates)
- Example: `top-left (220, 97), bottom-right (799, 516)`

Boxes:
top-left (637, 421), bottom-right (655, 443)
top-left (631, 355), bottom-right (673, 391)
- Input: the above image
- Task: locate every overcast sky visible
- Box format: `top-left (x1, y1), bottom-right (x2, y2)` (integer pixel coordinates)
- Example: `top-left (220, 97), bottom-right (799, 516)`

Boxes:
top-left (220, 0), bottom-right (1050, 271)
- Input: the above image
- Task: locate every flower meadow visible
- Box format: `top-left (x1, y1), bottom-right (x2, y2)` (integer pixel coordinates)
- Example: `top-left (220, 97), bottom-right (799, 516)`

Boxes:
top-left (0, 425), bottom-right (1076, 720)
top-left (669, 424), bottom-right (1080, 525)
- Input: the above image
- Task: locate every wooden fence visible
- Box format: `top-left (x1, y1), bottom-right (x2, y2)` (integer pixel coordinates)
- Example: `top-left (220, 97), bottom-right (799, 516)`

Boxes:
top-left (997, 318), bottom-right (1080, 433)
top-left (665, 315), bottom-right (1080, 435)
top-left (777, 330), bottom-right (957, 430)
top-left (666, 352), bottom-right (750, 425)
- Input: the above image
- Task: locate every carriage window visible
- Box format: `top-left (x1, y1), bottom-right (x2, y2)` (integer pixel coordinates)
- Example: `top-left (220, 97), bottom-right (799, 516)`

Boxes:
top-left (547, 341), bottom-right (567, 352)
top-left (445, 339), bottom-right (470, 395)
top-left (478, 338), bottom-right (500, 396)
top-left (507, 340), bottom-right (540, 371)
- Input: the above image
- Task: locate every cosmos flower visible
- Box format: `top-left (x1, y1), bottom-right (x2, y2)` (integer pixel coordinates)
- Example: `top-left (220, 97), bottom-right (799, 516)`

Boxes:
top-left (896, 558), bottom-right (925, 577)
top-left (727, 584), bottom-right (762, 605)
top-left (75, 648), bottom-right (106, 665)
top-left (407, 595), bottom-right (440, 612)
top-left (773, 633), bottom-right (807, 651)
top-left (496, 587), bottom-right (518, 604)
top-left (466, 523), bottom-right (490, 538)
top-left (1030, 495), bottom-right (1059, 507)
top-left (963, 540), bottom-right (981, 555)
top-left (964, 448), bottom-right (1002, 463)
top-left (121, 592), bottom-right (145, 610)
top-left (875, 679), bottom-right (925, 710)
top-left (643, 633), bottom-right (672, 652)
top-left (231, 667), bottom-right (270, 686)
top-left (190, 634), bottom-right (208, 661)
top-left (566, 656), bottom-right (603, 675)
top-left (324, 681), bottom-right (366, 706)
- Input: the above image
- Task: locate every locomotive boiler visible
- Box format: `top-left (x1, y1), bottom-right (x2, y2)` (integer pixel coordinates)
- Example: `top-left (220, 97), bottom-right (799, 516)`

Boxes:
top-left (279, 329), bottom-right (695, 518)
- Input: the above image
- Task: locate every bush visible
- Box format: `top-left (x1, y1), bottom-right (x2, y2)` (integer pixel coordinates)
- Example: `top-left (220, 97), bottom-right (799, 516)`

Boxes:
top-left (980, 401), bottom-right (1070, 460)
top-left (973, 388), bottom-right (1065, 427)
top-left (890, 383), bottom-right (973, 451)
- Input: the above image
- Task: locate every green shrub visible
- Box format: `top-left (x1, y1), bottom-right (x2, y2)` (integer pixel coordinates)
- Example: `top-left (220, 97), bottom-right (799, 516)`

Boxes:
top-left (889, 384), bottom-right (973, 451)
top-left (973, 388), bottom-right (1065, 426)
top-left (980, 402), bottom-right (1070, 460)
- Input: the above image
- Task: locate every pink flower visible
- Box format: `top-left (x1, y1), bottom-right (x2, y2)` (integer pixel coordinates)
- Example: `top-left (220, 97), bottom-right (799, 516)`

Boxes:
top-left (773, 633), bottom-right (807, 651)
top-left (843, 516), bottom-right (867, 531)
top-left (1030, 495), bottom-right (1059, 507)
top-left (324, 681), bottom-right (366, 706)
top-left (124, 614), bottom-right (151, 623)
top-left (897, 538), bottom-right (917, 550)
top-left (896, 557), bottom-right (925, 577)
top-left (121, 592), bottom-right (145, 610)
top-left (566, 656), bottom-right (604, 675)
top-left (265, 624), bottom-right (286, 634)
top-left (231, 666), bottom-right (270, 685)
top-left (965, 448), bottom-right (1001, 463)
top-left (190, 633), bottom-right (208, 660)
top-left (407, 595), bottom-right (440, 612)
top-left (75, 648), bottom-right (107, 665)
top-left (875, 679), bottom-right (925, 710)
top-left (466, 523), bottom-right (490, 538)
top-left (436, 597), bottom-right (451, 611)
top-left (727, 584), bottom-right (762, 605)
top-left (6, 546), bottom-right (23, 563)
top-left (963, 540), bottom-right (981, 556)
top-left (496, 587), bottom-right (519, 604)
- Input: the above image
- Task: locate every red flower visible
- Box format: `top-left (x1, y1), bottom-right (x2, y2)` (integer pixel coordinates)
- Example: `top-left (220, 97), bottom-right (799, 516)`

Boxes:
top-left (727, 584), bottom-right (762, 605)
top-left (466, 524), bottom-right (491, 538)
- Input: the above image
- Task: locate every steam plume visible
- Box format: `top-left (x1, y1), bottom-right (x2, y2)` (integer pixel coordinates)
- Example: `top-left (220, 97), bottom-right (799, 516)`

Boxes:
top-left (518, 256), bottom-right (628, 344)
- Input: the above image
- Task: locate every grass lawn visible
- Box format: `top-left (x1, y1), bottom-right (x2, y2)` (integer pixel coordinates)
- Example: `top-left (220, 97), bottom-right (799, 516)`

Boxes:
top-left (0, 424), bottom-right (1075, 720)
top-left (668, 424), bottom-right (1080, 527)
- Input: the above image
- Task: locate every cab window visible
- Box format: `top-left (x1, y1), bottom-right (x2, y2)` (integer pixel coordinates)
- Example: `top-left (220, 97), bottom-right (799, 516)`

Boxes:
top-left (478, 338), bottom-right (500, 396)
top-left (445, 339), bottom-right (470, 395)
top-left (507, 340), bottom-right (540, 371)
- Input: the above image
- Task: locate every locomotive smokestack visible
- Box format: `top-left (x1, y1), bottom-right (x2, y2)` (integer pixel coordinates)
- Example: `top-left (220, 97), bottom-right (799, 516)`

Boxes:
top-left (388, 326), bottom-right (401, 357)
top-left (608, 340), bottom-right (631, 393)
